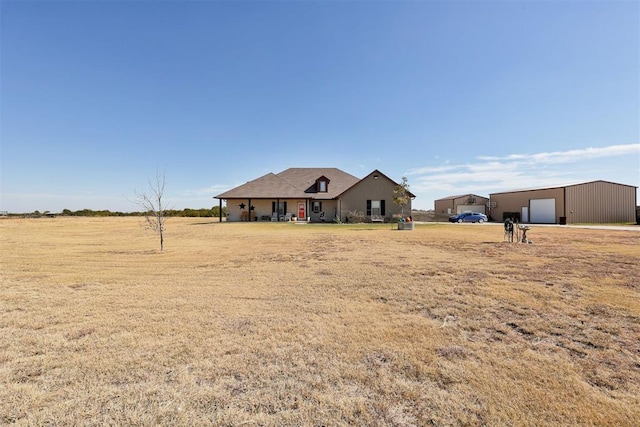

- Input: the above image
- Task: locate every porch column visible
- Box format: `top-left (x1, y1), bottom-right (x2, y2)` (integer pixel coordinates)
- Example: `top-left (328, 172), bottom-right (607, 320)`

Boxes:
top-left (219, 199), bottom-right (222, 222)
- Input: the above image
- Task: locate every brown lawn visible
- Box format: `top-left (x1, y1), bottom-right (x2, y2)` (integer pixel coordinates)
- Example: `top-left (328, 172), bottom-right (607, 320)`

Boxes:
top-left (1, 217), bottom-right (639, 426)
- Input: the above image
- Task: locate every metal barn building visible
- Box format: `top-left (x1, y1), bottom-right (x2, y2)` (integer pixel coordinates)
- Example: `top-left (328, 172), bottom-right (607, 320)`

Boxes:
top-left (489, 180), bottom-right (637, 224)
top-left (434, 194), bottom-right (489, 215)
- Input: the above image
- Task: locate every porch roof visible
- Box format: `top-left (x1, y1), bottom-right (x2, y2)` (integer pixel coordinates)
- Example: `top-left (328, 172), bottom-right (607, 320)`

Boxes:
top-left (215, 173), bottom-right (304, 199)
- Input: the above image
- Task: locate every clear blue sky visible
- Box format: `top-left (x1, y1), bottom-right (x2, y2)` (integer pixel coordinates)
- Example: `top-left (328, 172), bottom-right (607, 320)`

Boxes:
top-left (1, 0), bottom-right (638, 213)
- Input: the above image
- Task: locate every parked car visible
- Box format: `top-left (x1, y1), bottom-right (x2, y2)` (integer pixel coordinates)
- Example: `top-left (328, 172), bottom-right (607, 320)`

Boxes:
top-left (449, 212), bottom-right (488, 223)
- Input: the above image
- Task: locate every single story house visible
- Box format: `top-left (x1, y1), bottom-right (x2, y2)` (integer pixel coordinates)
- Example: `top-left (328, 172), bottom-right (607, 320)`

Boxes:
top-left (214, 168), bottom-right (415, 223)
top-left (489, 180), bottom-right (637, 224)
top-left (434, 194), bottom-right (489, 215)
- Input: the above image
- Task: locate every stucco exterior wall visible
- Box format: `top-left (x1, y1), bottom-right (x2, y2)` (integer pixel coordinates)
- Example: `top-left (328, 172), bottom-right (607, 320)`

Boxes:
top-left (340, 174), bottom-right (410, 221)
top-left (224, 198), bottom-right (309, 222)
top-left (308, 199), bottom-right (338, 222)
top-left (223, 198), bottom-right (343, 222)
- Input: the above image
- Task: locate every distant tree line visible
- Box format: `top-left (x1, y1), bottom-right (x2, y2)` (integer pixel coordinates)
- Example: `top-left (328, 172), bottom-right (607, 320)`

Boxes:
top-left (61, 209), bottom-right (137, 217)
top-left (165, 207), bottom-right (227, 218)
top-left (14, 207), bottom-right (227, 218)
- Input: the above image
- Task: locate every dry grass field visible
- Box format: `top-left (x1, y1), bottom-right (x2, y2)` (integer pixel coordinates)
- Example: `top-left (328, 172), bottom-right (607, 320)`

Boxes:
top-left (1, 217), bottom-right (639, 426)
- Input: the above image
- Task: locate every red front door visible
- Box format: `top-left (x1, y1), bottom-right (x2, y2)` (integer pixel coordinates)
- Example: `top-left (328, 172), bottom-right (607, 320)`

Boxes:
top-left (298, 202), bottom-right (305, 220)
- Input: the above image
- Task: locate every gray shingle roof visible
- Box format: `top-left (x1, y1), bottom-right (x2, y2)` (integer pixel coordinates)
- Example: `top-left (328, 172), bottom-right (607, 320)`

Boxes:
top-left (215, 168), bottom-right (360, 199)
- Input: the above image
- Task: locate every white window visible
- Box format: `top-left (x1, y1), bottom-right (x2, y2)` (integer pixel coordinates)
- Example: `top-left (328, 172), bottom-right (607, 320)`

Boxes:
top-left (371, 200), bottom-right (381, 216)
top-left (367, 199), bottom-right (385, 217)
top-left (318, 180), bottom-right (327, 192)
top-left (313, 201), bottom-right (322, 213)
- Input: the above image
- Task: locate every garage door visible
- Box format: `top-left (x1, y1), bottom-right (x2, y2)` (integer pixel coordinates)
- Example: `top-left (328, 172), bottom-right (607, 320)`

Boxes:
top-left (530, 198), bottom-right (556, 223)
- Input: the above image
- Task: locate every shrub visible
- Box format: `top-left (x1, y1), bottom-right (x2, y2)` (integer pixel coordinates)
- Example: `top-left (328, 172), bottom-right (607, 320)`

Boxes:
top-left (346, 210), bottom-right (366, 223)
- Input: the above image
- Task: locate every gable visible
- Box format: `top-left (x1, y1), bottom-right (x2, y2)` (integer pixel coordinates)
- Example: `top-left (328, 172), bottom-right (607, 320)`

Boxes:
top-left (339, 169), bottom-right (416, 199)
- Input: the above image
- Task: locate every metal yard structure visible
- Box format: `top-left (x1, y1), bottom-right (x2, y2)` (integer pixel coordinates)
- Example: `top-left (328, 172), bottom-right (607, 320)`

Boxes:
top-left (434, 194), bottom-right (489, 216)
top-left (489, 180), bottom-right (637, 224)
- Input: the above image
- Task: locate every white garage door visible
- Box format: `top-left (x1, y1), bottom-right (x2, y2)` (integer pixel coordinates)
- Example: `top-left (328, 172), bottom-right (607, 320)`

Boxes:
top-left (530, 198), bottom-right (556, 224)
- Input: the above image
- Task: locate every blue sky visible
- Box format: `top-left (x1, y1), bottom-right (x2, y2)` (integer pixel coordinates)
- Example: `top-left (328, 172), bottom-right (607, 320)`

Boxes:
top-left (1, 0), bottom-right (638, 213)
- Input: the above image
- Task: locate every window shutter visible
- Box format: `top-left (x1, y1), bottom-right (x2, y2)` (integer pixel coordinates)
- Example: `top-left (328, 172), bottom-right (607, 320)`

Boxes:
top-left (319, 202), bottom-right (322, 212)
top-left (366, 200), bottom-right (372, 216)
top-left (284, 202), bottom-right (287, 213)
top-left (272, 201), bottom-right (276, 214)
top-left (381, 200), bottom-right (386, 216)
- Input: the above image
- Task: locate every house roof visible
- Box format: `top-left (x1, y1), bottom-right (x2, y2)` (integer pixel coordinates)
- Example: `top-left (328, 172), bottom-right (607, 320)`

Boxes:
top-left (215, 173), bottom-right (303, 199)
top-left (215, 168), bottom-right (360, 200)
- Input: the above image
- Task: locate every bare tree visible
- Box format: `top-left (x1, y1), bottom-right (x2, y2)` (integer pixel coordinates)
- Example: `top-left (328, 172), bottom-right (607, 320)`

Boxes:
top-left (135, 170), bottom-right (169, 251)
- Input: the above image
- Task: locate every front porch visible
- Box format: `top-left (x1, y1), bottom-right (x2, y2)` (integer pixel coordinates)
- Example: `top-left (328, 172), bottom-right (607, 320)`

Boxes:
top-left (220, 198), bottom-right (339, 223)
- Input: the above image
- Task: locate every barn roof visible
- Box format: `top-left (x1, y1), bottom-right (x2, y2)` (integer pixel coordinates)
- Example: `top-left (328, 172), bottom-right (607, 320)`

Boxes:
top-left (489, 180), bottom-right (638, 195)
top-left (435, 193), bottom-right (488, 201)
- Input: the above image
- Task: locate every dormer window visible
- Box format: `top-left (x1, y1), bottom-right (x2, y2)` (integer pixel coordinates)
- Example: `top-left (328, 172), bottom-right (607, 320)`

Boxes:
top-left (316, 176), bottom-right (330, 193)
